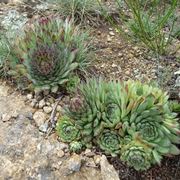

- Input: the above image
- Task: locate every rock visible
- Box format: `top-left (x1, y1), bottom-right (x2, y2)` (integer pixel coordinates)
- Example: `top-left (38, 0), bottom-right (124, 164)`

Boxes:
top-left (175, 70), bottom-right (180, 75)
top-left (39, 121), bottom-right (49, 133)
top-left (11, 111), bottom-right (19, 118)
top-left (30, 99), bottom-right (37, 108)
top-left (66, 166), bottom-right (103, 180)
top-left (97, 31), bottom-right (101, 35)
top-left (109, 31), bottom-right (115, 36)
top-left (85, 158), bottom-right (96, 167)
top-left (125, 70), bottom-right (130, 76)
top-left (58, 142), bottom-right (69, 150)
top-left (94, 155), bottom-right (102, 165)
top-left (26, 94), bottom-right (33, 100)
top-left (43, 89), bottom-right (50, 96)
top-left (38, 99), bottom-right (46, 109)
top-left (175, 76), bottom-right (180, 87)
top-left (62, 154), bottom-right (82, 176)
top-left (0, 82), bottom-right (102, 179)
top-left (56, 105), bottom-right (62, 112)
top-left (107, 35), bottom-right (112, 42)
top-left (46, 102), bottom-right (51, 106)
top-left (48, 97), bottom-right (55, 104)
top-left (34, 93), bottom-right (43, 101)
top-left (84, 149), bottom-right (95, 157)
top-left (57, 149), bottom-right (65, 158)
top-left (2, 113), bottom-right (12, 122)
top-left (128, 53), bottom-right (134, 59)
top-left (43, 106), bottom-right (52, 114)
top-left (100, 155), bottom-right (119, 180)
top-left (33, 110), bottom-right (47, 127)
top-left (118, 52), bottom-right (123, 57)
top-left (52, 161), bottom-right (63, 170)
top-left (24, 112), bottom-right (33, 120)
top-left (112, 63), bottom-right (118, 68)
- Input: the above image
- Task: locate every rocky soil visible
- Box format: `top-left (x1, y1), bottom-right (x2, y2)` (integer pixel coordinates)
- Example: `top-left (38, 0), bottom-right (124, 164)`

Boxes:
top-left (0, 0), bottom-right (179, 180)
top-left (0, 81), bottom-right (119, 179)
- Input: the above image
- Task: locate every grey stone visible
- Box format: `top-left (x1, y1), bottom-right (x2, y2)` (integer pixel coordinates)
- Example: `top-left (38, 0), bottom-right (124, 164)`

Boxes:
top-left (62, 154), bottom-right (82, 176)
top-left (100, 155), bottom-right (119, 180)
top-left (109, 31), bottom-right (115, 36)
top-left (30, 99), bottom-right (37, 108)
top-left (26, 94), bottom-right (33, 100)
top-left (84, 149), bottom-right (95, 157)
top-left (33, 110), bottom-right (47, 127)
top-left (39, 121), bottom-right (49, 133)
top-left (2, 113), bottom-right (12, 122)
top-left (94, 155), bottom-right (102, 165)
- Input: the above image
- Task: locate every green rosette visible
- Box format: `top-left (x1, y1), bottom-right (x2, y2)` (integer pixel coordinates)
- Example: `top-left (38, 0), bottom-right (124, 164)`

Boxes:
top-left (97, 129), bottom-right (121, 157)
top-left (69, 141), bottom-right (83, 153)
top-left (56, 116), bottom-right (80, 143)
top-left (120, 140), bottom-right (153, 171)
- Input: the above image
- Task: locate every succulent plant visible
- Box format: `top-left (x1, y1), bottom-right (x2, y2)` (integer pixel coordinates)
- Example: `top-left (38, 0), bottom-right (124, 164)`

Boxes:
top-left (14, 16), bottom-right (90, 92)
top-left (56, 116), bottom-right (80, 143)
top-left (97, 129), bottom-right (121, 156)
top-left (70, 141), bottom-right (83, 153)
top-left (120, 139), bottom-right (153, 171)
top-left (56, 79), bottom-right (180, 171)
top-left (169, 101), bottom-right (180, 114)
top-left (67, 79), bottom-right (121, 144)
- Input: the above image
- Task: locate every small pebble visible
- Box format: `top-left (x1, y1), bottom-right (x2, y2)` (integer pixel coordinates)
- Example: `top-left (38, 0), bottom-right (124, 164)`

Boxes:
top-left (39, 99), bottom-right (46, 109)
top-left (30, 99), bottom-right (37, 108)
top-left (57, 149), bottom-right (65, 158)
top-left (39, 121), bottom-right (49, 133)
top-left (109, 31), bottom-right (115, 36)
top-left (27, 94), bottom-right (33, 100)
top-left (43, 106), bottom-right (52, 114)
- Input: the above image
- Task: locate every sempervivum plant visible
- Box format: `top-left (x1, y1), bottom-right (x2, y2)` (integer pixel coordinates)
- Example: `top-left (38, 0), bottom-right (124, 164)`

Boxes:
top-left (66, 79), bottom-right (121, 146)
top-left (111, 80), bottom-right (180, 166)
top-left (97, 129), bottom-right (121, 156)
top-left (56, 79), bottom-right (180, 171)
top-left (69, 141), bottom-right (83, 153)
top-left (120, 139), bottom-right (153, 171)
top-left (56, 116), bottom-right (80, 143)
top-left (15, 16), bottom-right (90, 92)
top-left (170, 101), bottom-right (180, 114)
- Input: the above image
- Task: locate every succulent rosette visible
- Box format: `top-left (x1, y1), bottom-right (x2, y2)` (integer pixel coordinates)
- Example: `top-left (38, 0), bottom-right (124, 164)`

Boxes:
top-left (56, 116), bottom-right (80, 143)
top-left (169, 101), bottom-right (180, 114)
top-left (69, 141), bottom-right (83, 153)
top-left (97, 129), bottom-right (121, 156)
top-left (67, 79), bottom-right (121, 141)
top-left (14, 16), bottom-right (90, 92)
top-left (120, 140), bottom-right (153, 171)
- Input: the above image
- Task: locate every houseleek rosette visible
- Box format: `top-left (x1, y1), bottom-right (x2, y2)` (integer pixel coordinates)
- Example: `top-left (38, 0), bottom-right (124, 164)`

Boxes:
top-left (120, 140), bottom-right (153, 171)
top-left (66, 79), bottom-right (122, 148)
top-left (56, 79), bottom-right (180, 171)
top-left (26, 44), bottom-right (78, 91)
top-left (15, 17), bottom-right (90, 91)
top-left (97, 129), bottom-right (121, 156)
top-left (56, 116), bottom-right (80, 143)
top-left (70, 141), bottom-right (83, 153)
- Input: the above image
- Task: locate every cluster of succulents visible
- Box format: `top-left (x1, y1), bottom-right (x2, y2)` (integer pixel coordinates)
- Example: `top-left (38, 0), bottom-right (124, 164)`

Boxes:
top-left (56, 79), bottom-right (180, 171)
top-left (9, 16), bottom-right (90, 92)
